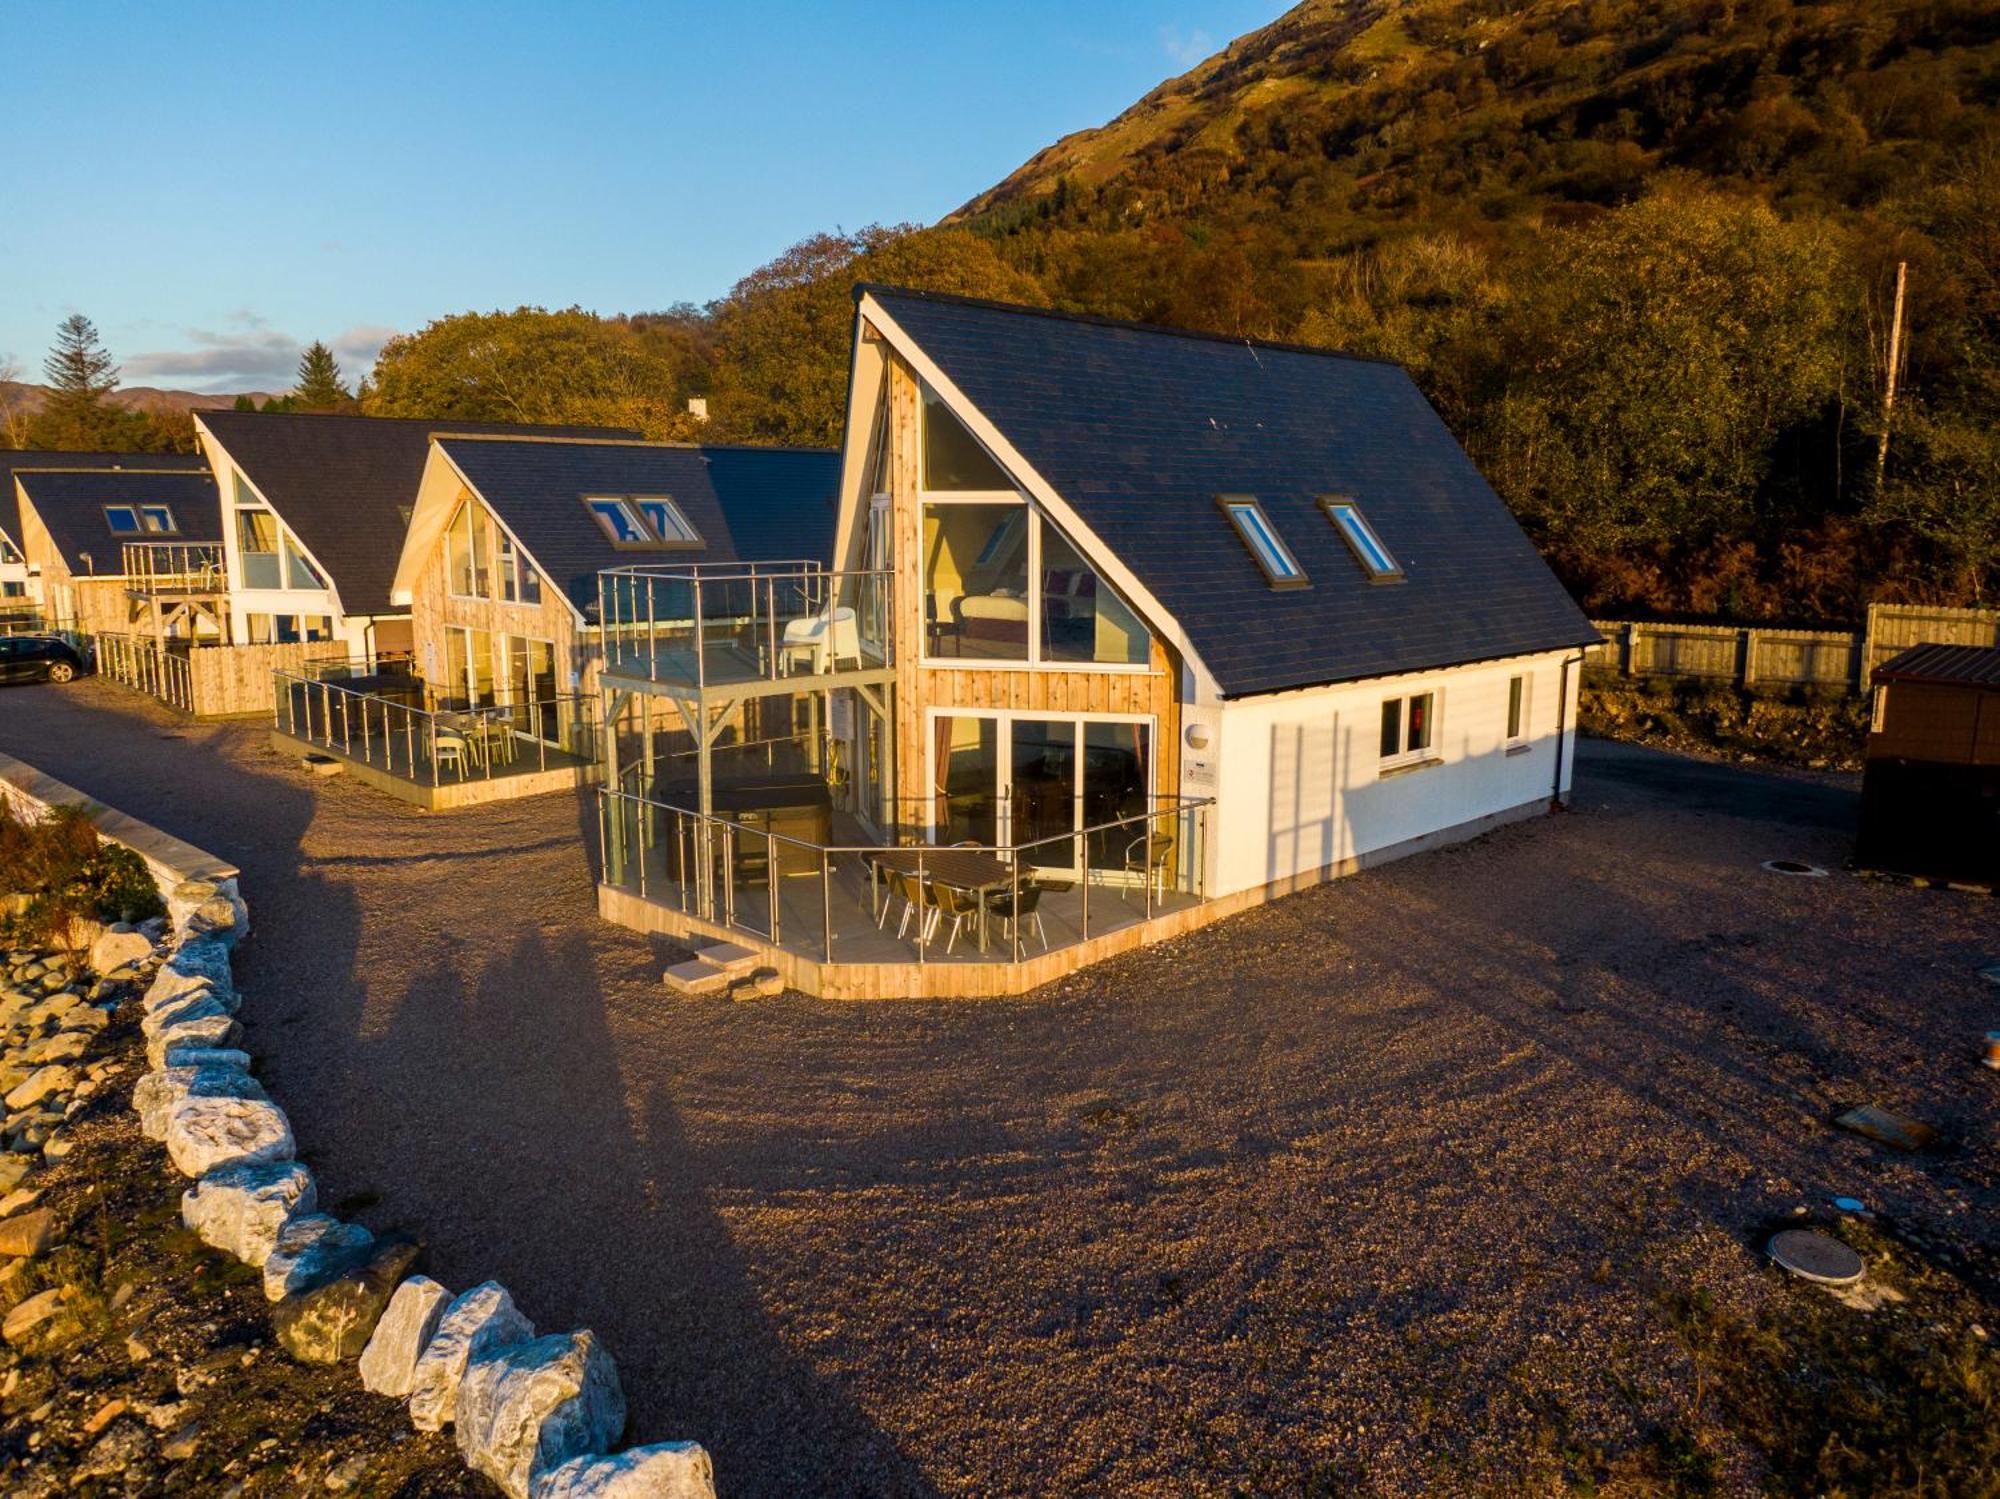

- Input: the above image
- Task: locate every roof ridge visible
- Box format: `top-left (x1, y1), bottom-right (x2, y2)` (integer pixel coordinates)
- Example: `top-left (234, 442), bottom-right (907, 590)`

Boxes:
top-left (854, 282), bottom-right (1405, 368)
top-left (13, 467), bottom-right (215, 480)
top-left (439, 434), bottom-right (839, 456)
top-left (199, 409), bottom-right (641, 434)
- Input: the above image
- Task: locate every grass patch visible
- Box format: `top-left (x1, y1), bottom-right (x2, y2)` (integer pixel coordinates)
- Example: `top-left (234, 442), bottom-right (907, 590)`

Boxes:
top-left (1655, 1222), bottom-right (1998, 1496)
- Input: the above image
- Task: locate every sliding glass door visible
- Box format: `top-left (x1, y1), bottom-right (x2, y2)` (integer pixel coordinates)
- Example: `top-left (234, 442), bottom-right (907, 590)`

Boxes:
top-left (506, 635), bottom-right (559, 742)
top-left (931, 713), bottom-right (1151, 879)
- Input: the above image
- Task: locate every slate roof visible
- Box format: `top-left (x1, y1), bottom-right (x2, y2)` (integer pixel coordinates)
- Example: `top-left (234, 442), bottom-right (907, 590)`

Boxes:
top-left (13, 469), bottom-right (221, 574)
top-left (1, 451), bottom-right (207, 551)
top-left (1874, 642), bottom-right (2000, 690)
top-left (436, 438), bottom-right (840, 616)
top-left (862, 284), bottom-right (1599, 697)
top-left (198, 411), bottom-right (642, 615)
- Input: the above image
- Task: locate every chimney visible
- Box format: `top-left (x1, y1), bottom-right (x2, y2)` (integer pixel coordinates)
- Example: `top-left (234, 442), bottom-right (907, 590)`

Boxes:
top-left (686, 397), bottom-right (710, 424)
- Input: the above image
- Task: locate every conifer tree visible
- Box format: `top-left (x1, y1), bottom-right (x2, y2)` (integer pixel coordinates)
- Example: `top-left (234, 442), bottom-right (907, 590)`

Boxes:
top-left (30, 314), bottom-right (135, 449)
top-left (293, 341), bottom-right (350, 409)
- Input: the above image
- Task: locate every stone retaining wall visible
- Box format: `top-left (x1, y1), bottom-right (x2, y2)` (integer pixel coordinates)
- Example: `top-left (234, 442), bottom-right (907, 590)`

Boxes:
top-left (1, 761), bottom-right (716, 1497)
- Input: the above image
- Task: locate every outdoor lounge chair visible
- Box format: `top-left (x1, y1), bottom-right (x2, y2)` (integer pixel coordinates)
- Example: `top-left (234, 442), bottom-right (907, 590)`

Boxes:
top-left (433, 730), bottom-right (468, 777)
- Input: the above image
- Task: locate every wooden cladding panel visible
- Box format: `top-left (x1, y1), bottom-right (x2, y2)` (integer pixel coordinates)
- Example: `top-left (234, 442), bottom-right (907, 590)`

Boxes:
top-left (883, 353), bottom-right (1182, 819)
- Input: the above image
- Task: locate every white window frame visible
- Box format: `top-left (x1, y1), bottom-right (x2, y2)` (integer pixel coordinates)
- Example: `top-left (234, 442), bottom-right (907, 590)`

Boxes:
top-left (1320, 496), bottom-right (1401, 581)
top-left (1504, 672), bottom-right (1531, 749)
top-left (1218, 495), bottom-right (1308, 589)
top-left (1378, 687), bottom-right (1441, 772)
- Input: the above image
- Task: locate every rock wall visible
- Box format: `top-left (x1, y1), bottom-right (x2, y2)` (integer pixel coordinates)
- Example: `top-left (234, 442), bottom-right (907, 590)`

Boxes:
top-left (2, 762), bottom-right (718, 1498)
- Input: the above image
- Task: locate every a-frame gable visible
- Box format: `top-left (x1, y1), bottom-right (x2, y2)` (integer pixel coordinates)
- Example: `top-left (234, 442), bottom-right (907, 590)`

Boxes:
top-left (845, 290), bottom-right (1220, 699)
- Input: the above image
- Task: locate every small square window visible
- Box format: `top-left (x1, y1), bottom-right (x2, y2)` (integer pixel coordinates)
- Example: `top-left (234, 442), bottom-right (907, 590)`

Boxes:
top-left (104, 507), bottom-right (140, 534)
top-left (1321, 497), bottom-right (1401, 581)
top-left (1380, 690), bottom-right (1438, 767)
top-left (139, 505), bottom-right (177, 534)
top-left (1217, 495), bottom-right (1307, 588)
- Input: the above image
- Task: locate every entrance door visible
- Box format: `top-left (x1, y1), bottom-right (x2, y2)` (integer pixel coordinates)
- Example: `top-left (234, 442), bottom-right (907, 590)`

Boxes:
top-left (1010, 718), bottom-right (1078, 873)
top-left (506, 636), bottom-right (559, 742)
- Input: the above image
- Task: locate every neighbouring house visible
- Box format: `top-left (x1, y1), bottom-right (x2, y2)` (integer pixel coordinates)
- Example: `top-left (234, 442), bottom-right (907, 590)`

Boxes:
top-left (10, 467), bottom-right (223, 639)
top-left (1856, 643), bottom-right (2000, 886)
top-left (191, 411), bottom-right (641, 659)
top-left (272, 433), bottom-right (838, 808)
top-left (596, 285), bottom-right (1600, 998)
top-left (1, 452), bottom-right (208, 623)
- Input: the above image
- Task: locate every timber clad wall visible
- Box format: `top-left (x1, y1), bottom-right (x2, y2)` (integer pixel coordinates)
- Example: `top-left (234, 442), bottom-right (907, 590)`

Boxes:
top-left (410, 487), bottom-right (593, 699)
top-left (882, 356), bottom-right (1182, 823)
top-left (1872, 682), bottom-right (2000, 766)
top-left (189, 641), bottom-right (347, 718)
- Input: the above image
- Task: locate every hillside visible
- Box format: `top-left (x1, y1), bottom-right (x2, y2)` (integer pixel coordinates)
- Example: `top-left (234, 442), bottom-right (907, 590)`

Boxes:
top-left (0, 381), bottom-right (270, 421)
top-left (956, 0), bottom-right (2000, 250)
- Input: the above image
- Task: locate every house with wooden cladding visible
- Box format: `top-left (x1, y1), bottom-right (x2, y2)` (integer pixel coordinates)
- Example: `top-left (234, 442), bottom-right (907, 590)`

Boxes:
top-left (594, 285), bottom-right (1600, 998)
top-left (264, 432), bottom-right (838, 808)
top-left (1, 452), bottom-right (208, 625)
top-left (8, 465), bottom-right (220, 639)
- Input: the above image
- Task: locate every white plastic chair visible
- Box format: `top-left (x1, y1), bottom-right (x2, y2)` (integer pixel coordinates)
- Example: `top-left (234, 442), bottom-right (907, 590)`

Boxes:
top-left (779, 606), bottom-right (861, 674)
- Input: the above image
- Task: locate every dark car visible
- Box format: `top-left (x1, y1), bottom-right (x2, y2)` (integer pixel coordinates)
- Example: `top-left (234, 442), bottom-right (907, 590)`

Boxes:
top-left (0, 635), bottom-right (88, 685)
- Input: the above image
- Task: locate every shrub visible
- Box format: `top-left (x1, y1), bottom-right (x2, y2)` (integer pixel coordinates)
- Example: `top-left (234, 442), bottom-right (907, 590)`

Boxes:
top-left (0, 799), bottom-right (164, 950)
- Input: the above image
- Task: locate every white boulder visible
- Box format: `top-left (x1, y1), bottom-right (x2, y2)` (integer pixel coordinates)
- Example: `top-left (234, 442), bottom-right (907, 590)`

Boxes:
top-left (408, 1282), bottom-right (535, 1433)
top-left (358, 1275), bottom-right (452, 1397)
top-left (180, 1159), bottom-right (315, 1265)
top-left (455, 1330), bottom-right (626, 1499)
top-left (135, 1065), bottom-right (266, 1141)
top-left (88, 928), bottom-right (153, 976)
top-left (146, 1013), bottom-right (242, 1071)
top-left (163, 1093), bottom-right (293, 1178)
top-left (533, 1443), bottom-right (717, 1499)
top-left (262, 1212), bottom-right (375, 1302)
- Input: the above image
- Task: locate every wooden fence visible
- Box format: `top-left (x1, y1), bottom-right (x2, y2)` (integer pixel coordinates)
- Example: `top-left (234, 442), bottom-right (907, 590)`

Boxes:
top-left (1584, 603), bottom-right (1999, 694)
top-left (93, 635), bottom-right (351, 718)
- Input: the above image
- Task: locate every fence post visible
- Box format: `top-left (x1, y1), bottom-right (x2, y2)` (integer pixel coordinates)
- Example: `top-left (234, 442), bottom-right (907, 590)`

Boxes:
top-left (1741, 628), bottom-right (1759, 689)
top-left (1859, 602), bottom-right (1878, 691)
top-left (1623, 621), bottom-right (1639, 675)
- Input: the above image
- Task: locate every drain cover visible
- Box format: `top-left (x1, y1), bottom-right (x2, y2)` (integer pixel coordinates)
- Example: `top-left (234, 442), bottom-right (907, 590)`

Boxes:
top-left (1769, 1229), bottom-right (1864, 1285)
top-left (1763, 859), bottom-right (1829, 877)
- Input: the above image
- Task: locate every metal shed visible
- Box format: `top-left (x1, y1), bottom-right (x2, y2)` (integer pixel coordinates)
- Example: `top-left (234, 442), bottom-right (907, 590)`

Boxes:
top-left (1855, 643), bottom-right (2000, 885)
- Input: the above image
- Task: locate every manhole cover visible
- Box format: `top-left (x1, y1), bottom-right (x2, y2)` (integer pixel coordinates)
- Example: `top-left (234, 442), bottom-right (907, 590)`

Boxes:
top-left (1769, 1229), bottom-right (1864, 1285)
top-left (1763, 859), bottom-right (1829, 877)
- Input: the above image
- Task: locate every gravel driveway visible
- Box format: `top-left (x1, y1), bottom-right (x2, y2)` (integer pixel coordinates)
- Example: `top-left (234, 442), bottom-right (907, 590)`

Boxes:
top-left (2, 678), bottom-right (1993, 1495)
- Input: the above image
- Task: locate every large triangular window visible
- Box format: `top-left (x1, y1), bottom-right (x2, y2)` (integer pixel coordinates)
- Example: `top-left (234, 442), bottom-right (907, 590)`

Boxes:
top-left (921, 387), bottom-right (1013, 492)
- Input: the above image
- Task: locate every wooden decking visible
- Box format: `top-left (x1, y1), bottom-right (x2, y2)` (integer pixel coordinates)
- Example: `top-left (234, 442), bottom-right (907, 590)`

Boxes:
top-left (270, 728), bottom-right (598, 810)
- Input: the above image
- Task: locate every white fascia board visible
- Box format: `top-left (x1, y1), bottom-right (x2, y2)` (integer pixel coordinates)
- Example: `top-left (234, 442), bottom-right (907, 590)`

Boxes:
top-left (858, 291), bottom-right (1221, 700)
top-left (1215, 644), bottom-right (1582, 706)
top-left (197, 419), bottom-right (350, 621)
top-left (831, 319), bottom-right (887, 574)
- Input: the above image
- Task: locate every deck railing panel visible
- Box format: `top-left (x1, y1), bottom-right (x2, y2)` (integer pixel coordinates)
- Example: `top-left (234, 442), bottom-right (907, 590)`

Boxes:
top-left (121, 542), bottom-right (228, 594)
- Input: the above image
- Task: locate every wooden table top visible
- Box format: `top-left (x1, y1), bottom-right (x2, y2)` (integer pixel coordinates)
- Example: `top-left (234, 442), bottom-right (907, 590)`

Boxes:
top-left (873, 846), bottom-right (1013, 890)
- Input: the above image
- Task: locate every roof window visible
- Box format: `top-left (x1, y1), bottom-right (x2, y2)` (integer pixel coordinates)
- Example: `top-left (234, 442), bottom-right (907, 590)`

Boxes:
top-left (1321, 497), bottom-right (1400, 581)
top-left (1218, 495), bottom-right (1307, 589)
top-left (584, 495), bottom-right (702, 550)
top-left (104, 506), bottom-right (140, 534)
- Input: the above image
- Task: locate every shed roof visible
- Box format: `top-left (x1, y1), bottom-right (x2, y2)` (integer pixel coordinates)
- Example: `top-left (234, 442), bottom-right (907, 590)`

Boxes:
top-left (860, 284), bottom-right (1598, 697)
top-left (197, 411), bottom-right (641, 615)
top-left (1, 451), bottom-right (206, 552)
top-left (1873, 642), bottom-right (2000, 690)
top-left (434, 437), bottom-right (839, 615)
top-left (13, 469), bottom-right (221, 574)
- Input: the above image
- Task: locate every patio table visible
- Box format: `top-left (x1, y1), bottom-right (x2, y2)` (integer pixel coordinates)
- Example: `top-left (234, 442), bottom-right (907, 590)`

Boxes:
top-left (874, 846), bottom-right (1013, 953)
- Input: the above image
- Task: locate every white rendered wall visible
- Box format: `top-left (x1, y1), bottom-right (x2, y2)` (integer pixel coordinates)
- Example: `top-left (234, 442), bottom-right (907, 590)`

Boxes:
top-left (1208, 649), bottom-right (1580, 899)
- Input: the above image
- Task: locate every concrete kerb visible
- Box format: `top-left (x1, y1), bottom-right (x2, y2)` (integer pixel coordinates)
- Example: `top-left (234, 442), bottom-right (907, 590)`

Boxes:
top-left (0, 753), bottom-right (718, 1498)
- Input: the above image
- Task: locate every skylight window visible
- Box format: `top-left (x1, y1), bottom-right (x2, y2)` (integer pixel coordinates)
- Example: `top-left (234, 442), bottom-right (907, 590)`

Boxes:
top-left (636, 498), bottom-right (700, 544)
top-left (1218, 495), bottom-right (1307, 589)
top-left (1322, 497), bottom-right (1401, 581)
top-left (585, 495), bottom-right (701, 549)
top-left (104, 506), bottom-right (140, 534)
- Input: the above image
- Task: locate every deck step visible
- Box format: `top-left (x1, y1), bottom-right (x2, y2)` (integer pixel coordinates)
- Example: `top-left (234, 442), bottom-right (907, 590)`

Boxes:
top-left (692, 942), bottom-right (762, 976)
top-left (662, 958), bottom-right (733, 998)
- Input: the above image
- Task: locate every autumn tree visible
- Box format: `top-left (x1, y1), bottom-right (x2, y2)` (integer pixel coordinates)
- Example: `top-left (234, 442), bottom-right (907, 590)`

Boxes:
top-left (705, 225), bottom-right (1044, 446)
top-left (363, 307), bottom-right (697, 438)
top-left (1482, 188), bottom-right (1851, 603)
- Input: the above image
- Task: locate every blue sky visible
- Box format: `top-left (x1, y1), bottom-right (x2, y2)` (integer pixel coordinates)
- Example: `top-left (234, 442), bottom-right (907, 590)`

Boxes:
top-left (5, 2), bottom-right (1280, 394)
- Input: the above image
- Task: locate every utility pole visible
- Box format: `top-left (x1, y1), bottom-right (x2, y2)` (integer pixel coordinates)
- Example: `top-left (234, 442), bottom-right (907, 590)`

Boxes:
top-left (1875, 260), bottom-right (1908, 492)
